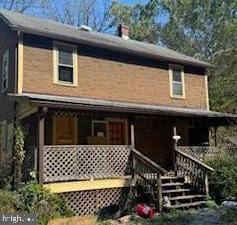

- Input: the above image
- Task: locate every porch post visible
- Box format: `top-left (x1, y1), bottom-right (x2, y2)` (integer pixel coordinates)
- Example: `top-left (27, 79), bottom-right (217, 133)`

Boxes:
top-left (38, 107), bottom-right (47, 185)
top-left (130, 123), bottom-right (135, 148)
top-left (173, 125), bottom-right (177, 172)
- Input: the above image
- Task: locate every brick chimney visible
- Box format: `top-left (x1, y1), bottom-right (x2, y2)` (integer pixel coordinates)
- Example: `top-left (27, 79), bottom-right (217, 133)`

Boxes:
top-left (118, 24), bottom-right (129, 40)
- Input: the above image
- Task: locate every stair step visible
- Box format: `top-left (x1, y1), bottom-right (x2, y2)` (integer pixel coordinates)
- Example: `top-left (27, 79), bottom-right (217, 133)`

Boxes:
top-left (161, 176), bottom-right (182, 180)
top-left (169, 195), bottom-right (206, 201)
top-left (162, 189), bottom-right (190, 194)
top-left (161, 182), bottom-right (184, 187)
top-left (166, 201), bottom-right (206, 209)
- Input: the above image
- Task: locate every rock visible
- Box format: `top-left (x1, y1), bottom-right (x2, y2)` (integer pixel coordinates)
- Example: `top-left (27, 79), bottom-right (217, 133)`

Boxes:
top-left (221, 201), bottom-right (237, 208)
top-left (99, 204), bottom-right (121, 220)
top-left (163, 196), bottom-right (171, 208)
top-left (118, 215), bottom-right (132, 224)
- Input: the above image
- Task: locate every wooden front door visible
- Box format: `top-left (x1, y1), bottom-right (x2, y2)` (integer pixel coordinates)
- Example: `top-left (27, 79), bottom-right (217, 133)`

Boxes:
top-left (108, 120), bottom-right (127, 145)
top-left (53, 116), bottom-right (78, 145)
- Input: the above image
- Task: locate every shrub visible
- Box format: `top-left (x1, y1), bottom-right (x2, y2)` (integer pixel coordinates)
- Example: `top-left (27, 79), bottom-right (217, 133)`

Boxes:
top-left (0, 190), bottom-right (20, 213)
top-left (205, 153), bottom-right (237, 204)
top-left (18, 182), bottom-right (74, 225)
top-left (205, 200), bottom-right (218, 209)
top-left (0, 182), bottom-right (74, 225)
top-left (0, 161), bottom-right (13, 189)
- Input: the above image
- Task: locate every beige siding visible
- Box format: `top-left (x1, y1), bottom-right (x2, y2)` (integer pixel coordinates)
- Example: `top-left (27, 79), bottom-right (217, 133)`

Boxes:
top-left (22, 41), bottom-right (208, 109)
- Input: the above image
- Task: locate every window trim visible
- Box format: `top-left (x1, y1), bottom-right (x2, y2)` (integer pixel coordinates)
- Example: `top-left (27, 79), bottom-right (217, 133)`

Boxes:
top-left (1, 49), bottom-right (9, 93)
top-left (91, 120), bottom-right (107, 137)
top-left (53, 42), bottom-right (78, 86)
top-left (169, 64), bottom-right (186, 99)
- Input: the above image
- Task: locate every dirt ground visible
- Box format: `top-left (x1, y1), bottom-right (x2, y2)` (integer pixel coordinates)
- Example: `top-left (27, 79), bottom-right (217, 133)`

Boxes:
top-left (97, 208), bottom-right (237, 225)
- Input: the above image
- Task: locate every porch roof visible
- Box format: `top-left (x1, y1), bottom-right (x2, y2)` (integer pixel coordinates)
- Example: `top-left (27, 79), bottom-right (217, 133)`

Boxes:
top-left (10, 93), bottom-right (237, 125)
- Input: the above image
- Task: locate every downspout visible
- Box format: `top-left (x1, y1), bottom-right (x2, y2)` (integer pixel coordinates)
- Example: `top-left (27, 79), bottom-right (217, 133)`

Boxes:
top-left (12, 31), bottom-right (21, 189)
top-left (12, 30), bottom-right (24, 189)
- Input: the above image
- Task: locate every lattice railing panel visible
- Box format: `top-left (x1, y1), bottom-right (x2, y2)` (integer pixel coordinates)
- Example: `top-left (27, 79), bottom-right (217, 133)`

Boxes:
top-left (178, 146), bottom-right (237, 162)
top-left (43, 145), bottom-right (132, 183)
top-left (44, 146), bottom-right (78, 182)
top-left (60, 187), bottom-right (130, 216)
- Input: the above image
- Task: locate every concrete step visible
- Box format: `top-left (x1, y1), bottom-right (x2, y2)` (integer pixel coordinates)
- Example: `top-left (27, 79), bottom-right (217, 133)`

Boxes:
top-left (166, 201), bottom-right (206, 209)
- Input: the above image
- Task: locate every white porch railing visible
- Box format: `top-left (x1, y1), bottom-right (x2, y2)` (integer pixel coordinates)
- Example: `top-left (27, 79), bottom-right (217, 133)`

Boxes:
top-left (43, 145), bottom-right (132, 183)
top-left (177, 146), bottom-right (237, 162)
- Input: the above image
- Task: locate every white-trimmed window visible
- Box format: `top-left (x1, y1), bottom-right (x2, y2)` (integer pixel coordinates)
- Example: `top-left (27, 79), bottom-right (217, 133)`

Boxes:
top-left (169, 64), bottom-right (185, 98)
top-left (2, 49), bottom-right (9, 92)
top-left (91, 120), bottom-right (107, 137)
top-left (53, 43), bottom-right (78, 86)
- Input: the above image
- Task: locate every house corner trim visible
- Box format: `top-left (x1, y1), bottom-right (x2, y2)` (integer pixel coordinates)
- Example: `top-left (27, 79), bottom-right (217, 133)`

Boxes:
top-left (17, 31), bottom-right (23, 94)
top-left (205, 75), bottom-right (210, 110)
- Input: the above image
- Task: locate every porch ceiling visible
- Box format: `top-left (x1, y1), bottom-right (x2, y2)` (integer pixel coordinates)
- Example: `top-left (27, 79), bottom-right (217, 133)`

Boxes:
top-left (9, 93), bottom-right (237, 126)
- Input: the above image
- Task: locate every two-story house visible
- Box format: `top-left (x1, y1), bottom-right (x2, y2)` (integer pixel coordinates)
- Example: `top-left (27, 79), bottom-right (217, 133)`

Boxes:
top-left (0, 9), bottom-right (236, 216)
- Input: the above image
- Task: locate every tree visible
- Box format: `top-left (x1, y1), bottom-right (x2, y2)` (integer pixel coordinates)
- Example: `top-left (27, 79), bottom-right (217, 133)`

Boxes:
top-left (38, 0), bottom-right (113, 32)
top-left (0, 0), bottom-right (39, 12)
top-left (110, 0), bottom-right (161, 43)
top-left (160, 0), bottom-right (237, 113)
top-left (111, 0), bottom-right (237, 113)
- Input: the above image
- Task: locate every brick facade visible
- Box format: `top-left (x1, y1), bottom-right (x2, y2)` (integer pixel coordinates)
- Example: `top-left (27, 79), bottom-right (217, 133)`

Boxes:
top-left (22, 35), bottom-right (208, 109)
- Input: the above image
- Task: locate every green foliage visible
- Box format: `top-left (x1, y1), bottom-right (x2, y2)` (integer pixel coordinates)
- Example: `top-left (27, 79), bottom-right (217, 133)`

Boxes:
top-left (0, 182), bottom-right (74, 225)
top-left (0, 190), bottom-right (20, 213)
top-left (18, 182), bottom-right (74, 225)
top-left (0, 160), bottom-right (13, 189)
top-left (111, 0), bottom-right (237, 114)
top-left (14, 126), bottom-right (26, 186)
top-left (110, 0), bottom-right (161, 43)
top-left (206, 154), bottom-right (237, 204)
top-left (206, 200), bottom-right (218, 210)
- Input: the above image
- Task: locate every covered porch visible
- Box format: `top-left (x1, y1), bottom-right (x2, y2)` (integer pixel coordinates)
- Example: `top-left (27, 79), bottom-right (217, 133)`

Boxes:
top-left (31, 108), bottom-right (214, 184)
top-left (15, 93), bottom-right (237, 184)
top-left (13, 93), bottom-right (236, 215)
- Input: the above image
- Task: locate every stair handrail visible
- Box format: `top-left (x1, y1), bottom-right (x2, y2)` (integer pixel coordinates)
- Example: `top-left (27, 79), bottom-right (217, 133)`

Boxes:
top-left (175, 148), bottom-right (214, 196)
top-left (175, 149), bottom-right (214, 172)
top-left (131, 148), bottom-right (168, 175)
top-left (131, 148), bottom-right (167, 211)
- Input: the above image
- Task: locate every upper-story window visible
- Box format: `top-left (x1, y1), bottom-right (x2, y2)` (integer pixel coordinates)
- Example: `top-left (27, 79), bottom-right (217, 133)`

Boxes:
top-left (53, 43), bottom-right (78, 86)
top-left (1, 49), bottom-right (9, 93)
top-left (169, 64), bottom-right (185, 98)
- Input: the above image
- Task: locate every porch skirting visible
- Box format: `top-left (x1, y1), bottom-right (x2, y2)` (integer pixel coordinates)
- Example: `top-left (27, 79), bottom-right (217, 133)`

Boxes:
top-left (60, 187), bottom-right (131, 216)
top-left (44, 178), bottom-right (133, 216)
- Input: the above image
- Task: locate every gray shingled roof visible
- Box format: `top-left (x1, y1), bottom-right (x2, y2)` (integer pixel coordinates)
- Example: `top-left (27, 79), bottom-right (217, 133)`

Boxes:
top-left (0, 9), bottom-right (211, 68)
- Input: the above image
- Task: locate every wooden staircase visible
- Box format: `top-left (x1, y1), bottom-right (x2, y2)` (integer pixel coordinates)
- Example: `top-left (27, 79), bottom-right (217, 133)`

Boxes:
top-left (131, 148), bottom-right (214, 211)
top-left (161, 175), bottom-right (207, 210)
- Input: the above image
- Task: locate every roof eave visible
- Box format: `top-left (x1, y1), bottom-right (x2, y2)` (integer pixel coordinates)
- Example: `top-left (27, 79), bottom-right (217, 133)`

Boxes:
top-left (8, 93), bottom-right (237, 123)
